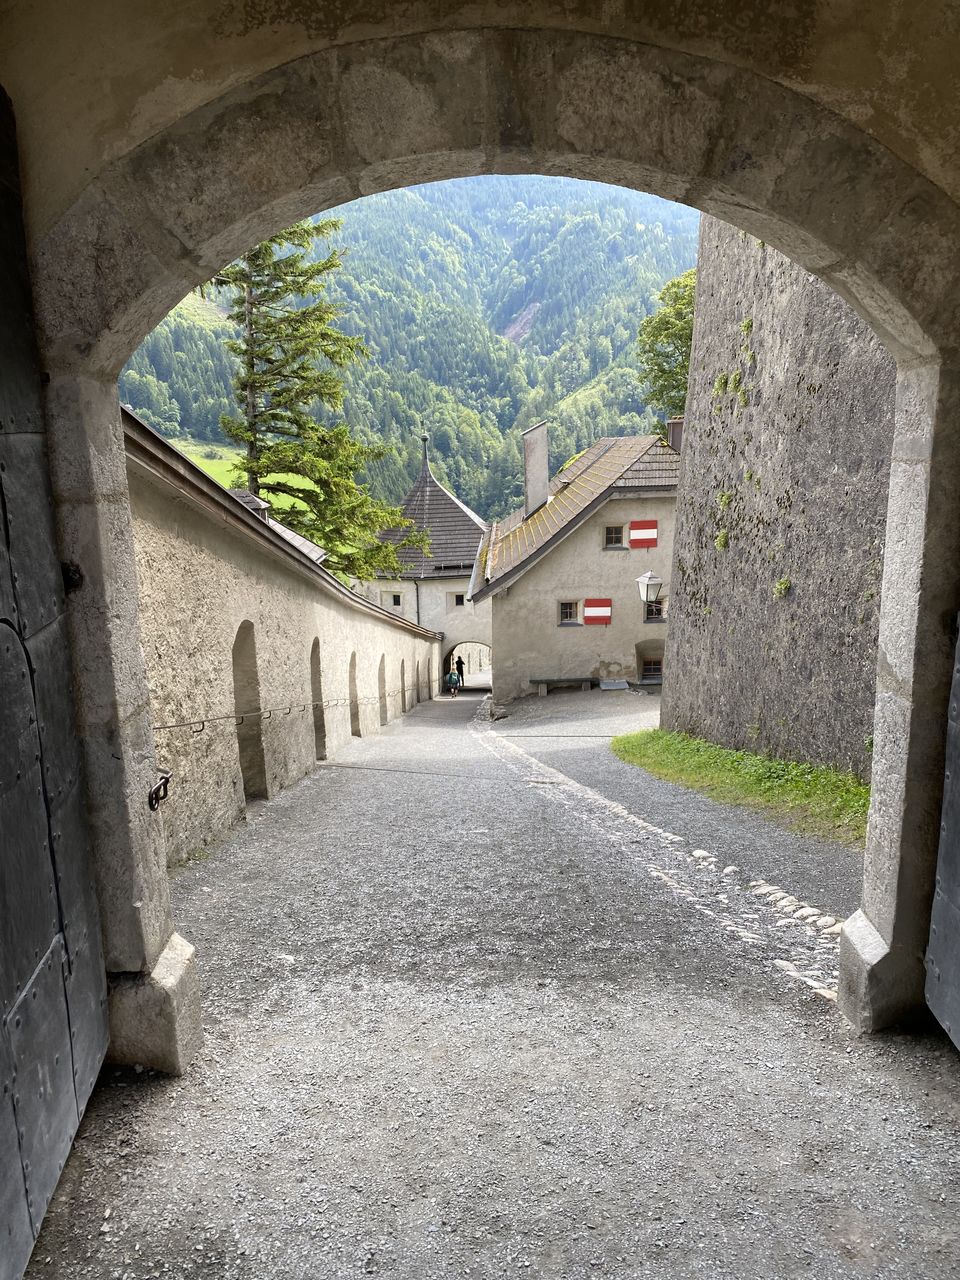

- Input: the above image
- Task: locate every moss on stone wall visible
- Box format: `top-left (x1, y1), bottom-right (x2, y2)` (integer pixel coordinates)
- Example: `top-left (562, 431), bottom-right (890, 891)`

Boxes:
top-left (662, 217), bottom-right (895, 781)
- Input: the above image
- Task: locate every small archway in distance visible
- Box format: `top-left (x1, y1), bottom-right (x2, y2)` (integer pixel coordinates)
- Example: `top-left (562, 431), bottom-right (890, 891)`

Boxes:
top-left (232, 621), bottom-right (268, 800)
top-left (400, 659), bottom-right (407, 713)
top-left (377, 654), bottom-right (388, 726)
top-left (349, 651), bottom-right (361, 737)
top-left (446, 642), bottom-right (493, 691)
top-left (310, 637), bottom-right (326, 761)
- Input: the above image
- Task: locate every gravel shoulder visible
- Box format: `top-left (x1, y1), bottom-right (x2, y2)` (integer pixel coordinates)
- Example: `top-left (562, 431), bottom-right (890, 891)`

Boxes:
top-left (28, 689), bottom-right (960, 1280)
top-left (493, 688), bottom-right (865, 918)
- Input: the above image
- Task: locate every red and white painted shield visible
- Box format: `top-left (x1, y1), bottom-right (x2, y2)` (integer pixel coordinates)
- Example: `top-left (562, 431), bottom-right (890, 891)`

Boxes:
top-left (629, 519), bottom-right (658, 548)
top-left (583, 598), bottom-right (612, 625)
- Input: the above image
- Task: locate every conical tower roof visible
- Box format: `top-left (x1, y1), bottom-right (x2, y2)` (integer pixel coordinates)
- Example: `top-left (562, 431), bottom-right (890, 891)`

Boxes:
top-left (384, 434), bottom-right (486, 579)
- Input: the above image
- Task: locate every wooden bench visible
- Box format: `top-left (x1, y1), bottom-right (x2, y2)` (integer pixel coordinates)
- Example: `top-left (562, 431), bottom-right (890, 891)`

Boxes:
top-left (529, 677), bottom-right (595, 697)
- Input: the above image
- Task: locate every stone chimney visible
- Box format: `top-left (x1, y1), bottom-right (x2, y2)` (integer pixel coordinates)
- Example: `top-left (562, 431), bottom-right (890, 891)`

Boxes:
top-left (522, 420), bottom-right (550, 517)
top-left (666, 417), bottom-right (684, 453)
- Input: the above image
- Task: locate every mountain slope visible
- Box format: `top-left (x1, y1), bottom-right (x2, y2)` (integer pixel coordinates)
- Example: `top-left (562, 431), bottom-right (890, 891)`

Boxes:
top-left (120, 176), bottom-right (698, 521)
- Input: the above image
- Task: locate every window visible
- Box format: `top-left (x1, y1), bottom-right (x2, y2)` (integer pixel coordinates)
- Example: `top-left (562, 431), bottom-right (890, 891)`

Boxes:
top-left (455, 593), bottom-right (465, 606)
top-left (604, 525), bottom-right (625, 548)
top-left (380, 590), bottom-right (402, 609)
top-left (644, 598), bottom-right (665, 621)
top-left (392, 594), bottom-right (401, 607)
top-left (642, 658), bottom-right (663, 681)
top-left (559, 601), bottom-right (580, 625)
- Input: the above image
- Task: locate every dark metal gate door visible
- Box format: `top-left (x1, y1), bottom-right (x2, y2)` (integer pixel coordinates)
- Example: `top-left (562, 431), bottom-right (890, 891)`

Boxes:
top-left (926, 626), bottom-right (960, 1048)
top-left (0, 91), bottom-right (108, 1279)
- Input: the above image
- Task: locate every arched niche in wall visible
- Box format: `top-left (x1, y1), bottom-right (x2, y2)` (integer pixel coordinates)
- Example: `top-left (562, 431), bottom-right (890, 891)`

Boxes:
top-left (416, 659), bottom-right (421, 705)
top-left (377, 654), bottom-right (388, 726)
top-left (310, 637), bottom-right (326, 761)
top-left (400, 659), bottom-right (407, 713)
top-left (348, 651), bottom-right (361, 738)
top-left (232, 621), bottom-right (268, 801)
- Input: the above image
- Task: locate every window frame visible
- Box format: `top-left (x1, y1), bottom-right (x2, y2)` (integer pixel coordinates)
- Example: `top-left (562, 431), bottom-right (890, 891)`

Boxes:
top-left (558, 600), bottom-right (581, 626)
top-left (603, 524), bottom-right (626, 549)
top-left (644, 598), bottom-right (666, 622)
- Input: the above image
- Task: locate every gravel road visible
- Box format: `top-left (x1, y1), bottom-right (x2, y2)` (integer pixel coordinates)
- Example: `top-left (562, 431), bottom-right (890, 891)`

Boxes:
top-left (28, 689), bottom-right (960, 1280)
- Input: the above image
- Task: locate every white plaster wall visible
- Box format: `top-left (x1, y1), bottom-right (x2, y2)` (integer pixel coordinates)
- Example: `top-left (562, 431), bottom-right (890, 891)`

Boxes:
top-left (360, 575), bottom-right (492, 651)
top-left (128, 469), bottom-right (441, 865)
top-left (490, 495), bottom-right (676, 703)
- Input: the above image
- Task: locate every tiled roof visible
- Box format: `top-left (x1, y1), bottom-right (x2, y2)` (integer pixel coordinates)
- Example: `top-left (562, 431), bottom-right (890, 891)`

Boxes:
top-left (229, 486), bottom-right (329, 565)
top-left (266, 518), bottom-right (328, 566)
top-left (474, 434), bottom-right (678, 596)
top-left (384, 439), bottom-right (487, 579)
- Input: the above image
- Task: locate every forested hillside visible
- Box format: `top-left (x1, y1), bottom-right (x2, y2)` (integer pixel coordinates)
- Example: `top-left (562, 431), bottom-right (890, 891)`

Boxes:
top-left (121, 176), bottom-right (698, 520)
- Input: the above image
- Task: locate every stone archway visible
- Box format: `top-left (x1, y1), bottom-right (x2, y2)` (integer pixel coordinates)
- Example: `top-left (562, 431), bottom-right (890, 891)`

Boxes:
top-left (377, 654), bottom-right (388, 727)
top-left (445, 641), bottom-right (493, 688)
top-left (232, 621), bottom-right (268, 802)
top-left (28, 25), bottom-right (960, 1060)
top-left (310, 638), bottom-right (326, 761)
top-left (348, 652), bottom-right (362, 738)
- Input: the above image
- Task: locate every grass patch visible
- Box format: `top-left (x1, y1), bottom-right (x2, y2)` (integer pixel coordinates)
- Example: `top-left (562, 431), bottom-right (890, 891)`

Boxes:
top-left (610, 729), bottom-right (869, 846)
top-left (177, 438), bottom-right (309, 512)
top-left (177, 440), bottom-right (243, 487)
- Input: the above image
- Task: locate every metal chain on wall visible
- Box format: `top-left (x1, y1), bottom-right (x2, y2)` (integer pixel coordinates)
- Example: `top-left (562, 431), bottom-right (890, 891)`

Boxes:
top-left (146, 686), bottom-right (437, 808)
top-left (153, 688), bottom-right (428, 736)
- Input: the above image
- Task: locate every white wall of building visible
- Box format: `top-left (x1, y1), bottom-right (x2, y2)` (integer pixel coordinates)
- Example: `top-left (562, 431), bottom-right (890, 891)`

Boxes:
top-left (361, 574), bottom-right (492, 653)
top-left (490, 495), bottom-right (676, 703)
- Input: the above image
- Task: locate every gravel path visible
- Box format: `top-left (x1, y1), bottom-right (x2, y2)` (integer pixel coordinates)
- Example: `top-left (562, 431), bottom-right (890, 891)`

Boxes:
top-left (28, 690), bottom-right (960, 1280)
top-left (493, 688), bottom-right (864, 918)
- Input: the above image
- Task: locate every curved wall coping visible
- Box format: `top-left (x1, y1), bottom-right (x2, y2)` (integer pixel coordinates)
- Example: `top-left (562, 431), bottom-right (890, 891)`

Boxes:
top-left (122, 407), bottom-right (444, 643)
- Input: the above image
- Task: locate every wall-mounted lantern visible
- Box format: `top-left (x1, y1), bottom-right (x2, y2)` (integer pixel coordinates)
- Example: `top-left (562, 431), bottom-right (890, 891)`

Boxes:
top-left (636, 571), bottom-right (663, 603)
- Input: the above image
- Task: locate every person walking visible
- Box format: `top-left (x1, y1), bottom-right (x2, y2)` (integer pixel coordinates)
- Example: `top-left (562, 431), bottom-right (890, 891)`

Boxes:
top-left (455, 654), bottom-right (465, 688)
top-left (445, 667), bottom-right (461, 698)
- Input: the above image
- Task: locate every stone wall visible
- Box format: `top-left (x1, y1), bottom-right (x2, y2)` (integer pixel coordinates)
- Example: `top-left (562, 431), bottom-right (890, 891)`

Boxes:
top-left (661, 217), bottom-right (895, 779)
top-left (124, 417), bottom-right (441, 866)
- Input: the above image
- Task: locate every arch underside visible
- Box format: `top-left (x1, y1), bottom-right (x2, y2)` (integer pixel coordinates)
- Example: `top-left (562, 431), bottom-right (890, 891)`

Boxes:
top-left (33, 27), bottom-right (960, 380)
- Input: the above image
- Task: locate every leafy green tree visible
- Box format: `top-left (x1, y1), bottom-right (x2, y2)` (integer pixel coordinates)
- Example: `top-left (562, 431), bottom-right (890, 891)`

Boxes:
top-left (214, 220), bottom-right (425, 579)
top-left (636, 267), bottom-right (696, 421)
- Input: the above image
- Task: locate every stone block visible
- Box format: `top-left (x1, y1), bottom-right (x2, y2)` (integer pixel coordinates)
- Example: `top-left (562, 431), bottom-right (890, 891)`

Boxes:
top-left (838, 909), bottom-right (925, 1032)
top-left (107, 933), bottom-right (202, 1076)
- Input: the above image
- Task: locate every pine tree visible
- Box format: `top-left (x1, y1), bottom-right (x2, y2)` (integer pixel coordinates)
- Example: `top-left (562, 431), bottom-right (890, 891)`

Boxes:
top-left (215, 220), bottom-right (425, 579)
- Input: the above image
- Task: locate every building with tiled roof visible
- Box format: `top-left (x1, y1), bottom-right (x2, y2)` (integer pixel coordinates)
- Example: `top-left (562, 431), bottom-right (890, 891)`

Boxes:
top-left (360, 435), bottom-right (493, 682)
top-left (471, 423), bottom-right (680, 704)
top-left (385, 436), bottom-right (487, 579)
